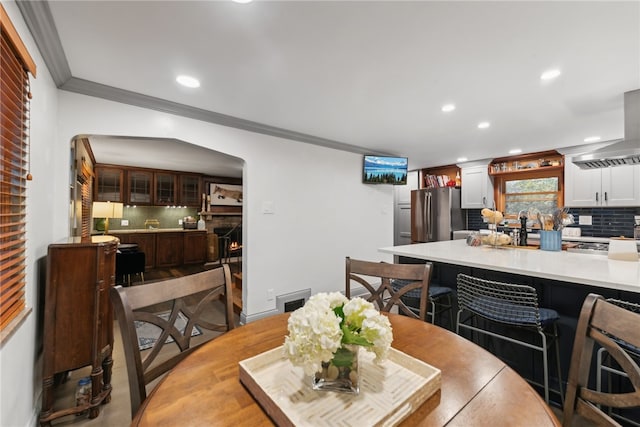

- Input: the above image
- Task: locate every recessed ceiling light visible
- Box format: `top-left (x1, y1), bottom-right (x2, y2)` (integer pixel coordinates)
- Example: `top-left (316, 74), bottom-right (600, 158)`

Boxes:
top-left (477, 122), bottom-right (490, 129)
top-left (509, 149), bottom-right (522, 154)
top-left (584, 136), bottom-right (601, 143)
top-left (457, 157), bottom-right (468, 162)
top-left (232, 0), bottom-right (253, 3)
top-left (540, 69), bottom-right (561, 81)
top-left (441, 104), bottom-right (456, 113)
top-left (176, 75), bottom-right (200, 88)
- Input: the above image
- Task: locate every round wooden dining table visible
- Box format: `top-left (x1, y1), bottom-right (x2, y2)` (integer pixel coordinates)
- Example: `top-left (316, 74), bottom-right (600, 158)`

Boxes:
top-left (132, 313), bottom-right (561, 426)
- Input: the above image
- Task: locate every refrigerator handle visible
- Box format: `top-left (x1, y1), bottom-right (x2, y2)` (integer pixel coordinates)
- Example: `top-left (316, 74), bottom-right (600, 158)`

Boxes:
top-left (426, 191), bottom-right (432, 241)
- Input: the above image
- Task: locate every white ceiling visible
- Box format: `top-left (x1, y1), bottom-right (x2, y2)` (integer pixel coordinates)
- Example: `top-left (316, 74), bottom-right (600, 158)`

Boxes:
top-left (85, 136), bottom-right (244, 177)
top-left (41, 1), bottom-right (640, 173)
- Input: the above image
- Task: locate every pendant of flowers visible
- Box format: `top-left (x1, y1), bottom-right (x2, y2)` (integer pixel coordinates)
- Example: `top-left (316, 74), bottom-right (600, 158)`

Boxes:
top-left (283, 292), bottom-right (393, 391)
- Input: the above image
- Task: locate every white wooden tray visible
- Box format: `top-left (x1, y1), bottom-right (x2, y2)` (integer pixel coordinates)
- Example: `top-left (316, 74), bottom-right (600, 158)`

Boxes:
top-left (239, 345), bottom-right (441, 427)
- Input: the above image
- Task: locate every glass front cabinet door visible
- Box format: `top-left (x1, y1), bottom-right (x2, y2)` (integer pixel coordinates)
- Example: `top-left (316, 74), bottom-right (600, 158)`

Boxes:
top-left (94, 167), bottom-right (123, 202)
top-left (127, 170), bottom-right (152, 205)
top-left (179, 174), bottom-right (201, 207)
top-left (154, 172), bottom-right (177, 205)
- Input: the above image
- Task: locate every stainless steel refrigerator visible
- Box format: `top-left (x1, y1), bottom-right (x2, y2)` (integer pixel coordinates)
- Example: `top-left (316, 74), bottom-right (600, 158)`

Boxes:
top-left (411, 187), bottom-right (465, 243)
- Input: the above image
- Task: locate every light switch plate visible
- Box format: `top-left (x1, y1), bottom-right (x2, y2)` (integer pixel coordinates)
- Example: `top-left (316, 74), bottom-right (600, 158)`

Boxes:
top-left (262, 201), bottom-right (275, 214)
top-left (578, 215), bottom-right (592, 225)
top-left (120, 219), bottom-right (129, 226)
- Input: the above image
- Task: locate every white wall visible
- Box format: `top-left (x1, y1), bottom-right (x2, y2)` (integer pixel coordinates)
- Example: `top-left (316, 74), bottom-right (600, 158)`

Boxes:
top-left (0, 2), bottom-right (60, 426)
top-left (1, 4), bottom-right (394, 425)
top-left (56, 92), bottom-right (395, 319)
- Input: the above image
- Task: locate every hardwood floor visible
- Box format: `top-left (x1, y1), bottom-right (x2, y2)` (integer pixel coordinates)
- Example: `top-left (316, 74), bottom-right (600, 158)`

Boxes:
top-left (50, 263), bottom-right (239, 426)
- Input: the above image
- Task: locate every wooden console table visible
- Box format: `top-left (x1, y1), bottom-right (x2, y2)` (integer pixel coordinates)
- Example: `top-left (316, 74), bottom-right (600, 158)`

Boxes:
top-left (39, 236), bottom-right (117, 426)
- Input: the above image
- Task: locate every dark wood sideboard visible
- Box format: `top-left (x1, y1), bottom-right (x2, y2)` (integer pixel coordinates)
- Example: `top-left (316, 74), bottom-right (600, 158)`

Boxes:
top-left (39, 236), bottom-right (118, 426)
top-left (112, 230), bottom-right (207, 269)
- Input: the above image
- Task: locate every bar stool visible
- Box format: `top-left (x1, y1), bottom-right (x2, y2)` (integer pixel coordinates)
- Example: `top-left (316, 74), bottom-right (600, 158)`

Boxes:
top-left (455, 273), bottom-right (563, 404)
top-left (391, 279), bottom-right (455, 328)
top-left (116, 244), bottom-right (145, 286)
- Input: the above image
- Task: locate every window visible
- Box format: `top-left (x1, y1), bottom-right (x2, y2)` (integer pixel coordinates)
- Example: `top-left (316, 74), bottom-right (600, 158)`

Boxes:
top-left (495, 169), bottom-right (564, 218)
top-left (505, 176), bottom-right (559, 215)
top-left (1, 4), bottom-right (36, 334)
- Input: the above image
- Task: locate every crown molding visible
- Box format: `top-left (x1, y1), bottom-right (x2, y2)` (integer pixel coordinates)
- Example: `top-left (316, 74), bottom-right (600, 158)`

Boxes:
top-left (16, 0), bottom-right (385, 157)
top-left (16, 0), bottom-right (70, 86)
top-left (61, 77), bottom-right (376, 154)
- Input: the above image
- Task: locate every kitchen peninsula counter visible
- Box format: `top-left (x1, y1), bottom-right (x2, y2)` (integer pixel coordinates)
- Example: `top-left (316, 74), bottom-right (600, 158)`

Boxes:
top-left (379, 240), bottom-right (640, 293)
top-left (380, 239), bottom-right (640, 409)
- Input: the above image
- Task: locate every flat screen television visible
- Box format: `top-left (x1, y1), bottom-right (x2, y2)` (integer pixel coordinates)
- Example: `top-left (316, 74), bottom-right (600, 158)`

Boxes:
top-left (363, 155), bottom-right (408, 185)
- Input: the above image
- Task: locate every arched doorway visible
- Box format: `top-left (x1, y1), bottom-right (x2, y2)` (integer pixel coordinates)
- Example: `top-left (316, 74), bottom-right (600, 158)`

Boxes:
top-left (70, 134), bottom-right (244, 269)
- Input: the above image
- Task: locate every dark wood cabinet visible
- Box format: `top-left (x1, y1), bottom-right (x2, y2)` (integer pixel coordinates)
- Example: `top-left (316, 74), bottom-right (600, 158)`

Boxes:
top-left (93, 163), bottom-right (242, 208)
top-left (94, 167), bottom-right (123, 202)
top-left (113, 232), bottom-right (156, 269)
top-left (40, 236), bottom-right (118, 426)
top-left (112, 231), bottom-right (207, 269)
top-left (179, 174), bottom-right (202, 207)
top-left (127, 170), bottom-right (153, 205)
top-left (154, 172), bottom-right (177, 205)
top-left (183, 231), bottom-right (207, 264)
top-left (156, 232), bottom-right (184, 267)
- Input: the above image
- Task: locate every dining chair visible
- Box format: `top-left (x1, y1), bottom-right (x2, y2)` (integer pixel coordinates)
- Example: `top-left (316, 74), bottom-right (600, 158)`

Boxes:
top-left (596, 298), bottom-right (640, 426)
top-left (345, 257), bottom-right (432, 320)
top-left (110, 264), bottom-right (235, 418)
top-left (563, 294), bottom-right (640, 427)
top-left (456, 273), bottom-right (563, 404)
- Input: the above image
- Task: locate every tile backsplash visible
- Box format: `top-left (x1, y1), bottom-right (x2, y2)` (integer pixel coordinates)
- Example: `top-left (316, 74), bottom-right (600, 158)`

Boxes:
top-left (466, 207), bottom-right (640, 238)
top-left (100, 206), bottom-right (199, 231)
top-left (566, 207), bottom-right (640, 238)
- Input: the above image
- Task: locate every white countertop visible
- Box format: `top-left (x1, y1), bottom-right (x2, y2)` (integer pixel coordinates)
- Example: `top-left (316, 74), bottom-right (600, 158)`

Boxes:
top-left (379, 240), bottom-right (640, 293)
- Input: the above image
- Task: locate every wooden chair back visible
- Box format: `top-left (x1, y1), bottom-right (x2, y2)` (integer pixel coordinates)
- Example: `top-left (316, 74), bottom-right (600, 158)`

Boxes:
top-left (563, 293), bottom-right (640, 426)
top-left (110, 264), bottom-right (235, 418)
top-left (345, 257), bottom-right (432, 320)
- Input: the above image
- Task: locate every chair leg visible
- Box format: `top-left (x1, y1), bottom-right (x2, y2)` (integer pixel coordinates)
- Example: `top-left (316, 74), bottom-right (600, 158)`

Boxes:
top-left (553, 325), bottom-right (564, 405)
top-left (430, 295), bottom-right (454, 329)
top-left (445, 294), bottom-right (455, 330)
top-left (429, 299), bottom-right (436, 324)
top-left (539, 331), bottom-right (550, 404)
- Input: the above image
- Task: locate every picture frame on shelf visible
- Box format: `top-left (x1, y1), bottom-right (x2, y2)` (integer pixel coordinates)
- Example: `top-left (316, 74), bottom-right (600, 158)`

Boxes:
top-left (210, 183), bottom-right (243, 206)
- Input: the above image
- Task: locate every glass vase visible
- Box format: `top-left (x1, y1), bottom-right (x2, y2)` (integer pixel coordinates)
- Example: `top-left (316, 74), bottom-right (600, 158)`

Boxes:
top-left (312, 344), bottom-right (360, 394)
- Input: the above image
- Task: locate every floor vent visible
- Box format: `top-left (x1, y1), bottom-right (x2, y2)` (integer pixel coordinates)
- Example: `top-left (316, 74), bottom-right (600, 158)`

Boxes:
top-left (277, 289), bottom-right (311, 313)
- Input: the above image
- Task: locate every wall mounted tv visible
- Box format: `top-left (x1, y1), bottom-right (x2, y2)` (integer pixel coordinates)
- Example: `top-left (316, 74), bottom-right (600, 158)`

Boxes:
top-left (363, 155), bottom-right (408, 185)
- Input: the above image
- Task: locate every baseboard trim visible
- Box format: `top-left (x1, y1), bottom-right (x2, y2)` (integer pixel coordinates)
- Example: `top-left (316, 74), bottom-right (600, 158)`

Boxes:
top-left (240, 308), bottom-right (280, 325)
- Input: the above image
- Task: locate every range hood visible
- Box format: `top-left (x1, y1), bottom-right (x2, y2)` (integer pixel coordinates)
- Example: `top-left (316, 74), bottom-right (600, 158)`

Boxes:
top-left (572, 89), bottom-right (640, 169)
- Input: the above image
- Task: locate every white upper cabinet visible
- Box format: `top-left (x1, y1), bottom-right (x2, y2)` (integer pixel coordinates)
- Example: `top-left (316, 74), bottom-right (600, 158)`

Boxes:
top-left (565, 159), bottom-right (640, 207)
top-left (601, 165), bottom-right (640, 206)
top-left (461, 165), bottom-right (494, 209)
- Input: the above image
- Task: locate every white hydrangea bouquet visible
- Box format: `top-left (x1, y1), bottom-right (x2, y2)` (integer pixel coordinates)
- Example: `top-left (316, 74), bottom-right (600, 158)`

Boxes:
top-left (283, 292), bottom-right (393, 384)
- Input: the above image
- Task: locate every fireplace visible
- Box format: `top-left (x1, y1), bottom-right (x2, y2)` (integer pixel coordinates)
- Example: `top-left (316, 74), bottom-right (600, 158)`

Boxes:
top-left (214, 226), bottom-right (242, 261)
